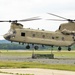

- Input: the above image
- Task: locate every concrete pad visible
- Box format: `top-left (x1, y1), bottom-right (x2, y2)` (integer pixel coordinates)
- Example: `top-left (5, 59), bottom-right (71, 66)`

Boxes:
top-left (0, 68), bottom-right (75, 75)
top-left (0, 73), bottom-right (12, 75)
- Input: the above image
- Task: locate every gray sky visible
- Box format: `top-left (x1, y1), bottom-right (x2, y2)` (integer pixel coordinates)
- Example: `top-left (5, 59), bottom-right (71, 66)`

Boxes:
top-left (0, 0), bottom-right (75, 40)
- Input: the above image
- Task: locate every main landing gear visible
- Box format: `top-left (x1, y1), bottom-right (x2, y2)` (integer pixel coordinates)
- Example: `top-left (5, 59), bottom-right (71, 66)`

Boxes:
top-left (68, 47), bottom-right (71, 51)
top-left (26, 44), bottom-right (39, 50)
top-left (58, 46), bottom-right (71, 51)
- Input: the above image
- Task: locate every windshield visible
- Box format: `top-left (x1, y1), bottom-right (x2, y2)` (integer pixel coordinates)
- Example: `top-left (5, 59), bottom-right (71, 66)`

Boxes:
top-left (8, 29), bottom-right (16, 34)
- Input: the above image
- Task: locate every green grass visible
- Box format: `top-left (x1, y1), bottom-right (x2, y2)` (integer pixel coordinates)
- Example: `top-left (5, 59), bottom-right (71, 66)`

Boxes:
top-left (53, 51), bottom-right (75, 58)
top-left (0, 50), bottom-right (75, 58)
top-left (0, 50), bottom-right (32, 56)
top-left (0, 50), bottom-right (75, 71)
top-left (0, 61), bottom-right (75, 71)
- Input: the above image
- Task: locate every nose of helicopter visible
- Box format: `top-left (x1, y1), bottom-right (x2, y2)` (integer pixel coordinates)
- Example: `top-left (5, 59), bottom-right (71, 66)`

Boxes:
top-left (3, 34), bottom-right (11, 40)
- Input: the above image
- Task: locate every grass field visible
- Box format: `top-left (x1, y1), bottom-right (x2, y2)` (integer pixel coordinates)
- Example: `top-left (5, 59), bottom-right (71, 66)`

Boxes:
top-left (0, 61), bottom-right (75, 71)
top-left (0, 50), bottom-right (75, 71)
top-left (0, 50), bottom-right (75, 58)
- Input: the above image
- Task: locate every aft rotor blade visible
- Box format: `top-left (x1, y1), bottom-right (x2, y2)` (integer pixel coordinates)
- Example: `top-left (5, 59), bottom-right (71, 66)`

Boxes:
top-left (47, 19), bottom-right (67, 21)
top-left (48, 13), bottom-right (68, 20)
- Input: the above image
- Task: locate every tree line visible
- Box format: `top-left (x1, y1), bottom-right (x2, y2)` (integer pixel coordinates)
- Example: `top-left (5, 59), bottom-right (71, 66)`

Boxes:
top-left (0, 43), bottom-right (26, 50)
top-left (0, 43), bottom-right (48, 50)
top-left (0, 43), bottom-right (75, 50)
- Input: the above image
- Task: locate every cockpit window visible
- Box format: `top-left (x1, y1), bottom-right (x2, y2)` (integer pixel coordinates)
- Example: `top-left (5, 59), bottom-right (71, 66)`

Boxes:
top-left (8, 30), bottom-right (16, 34)
top-left (8, 30), bottom-right (13, 34)
top-left (13, 30), bottom-right (16, 34)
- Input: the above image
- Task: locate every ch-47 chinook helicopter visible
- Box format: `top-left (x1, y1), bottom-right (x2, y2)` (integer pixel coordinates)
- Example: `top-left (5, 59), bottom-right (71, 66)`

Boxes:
top-left (2, 13), bottom-right (75, 51)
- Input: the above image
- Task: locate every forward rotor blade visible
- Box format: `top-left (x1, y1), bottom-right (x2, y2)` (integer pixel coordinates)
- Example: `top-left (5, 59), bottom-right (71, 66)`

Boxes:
top-left (18, 16), bottom-right (41, 22)
top-left (0, 20), bottom-right (10, 22)
top-left (47, 13), bottom-right (68, 20)
top-left (0, 20), bottom-right (17, 22)
top-left (0, 16), bottom-right (41, 23)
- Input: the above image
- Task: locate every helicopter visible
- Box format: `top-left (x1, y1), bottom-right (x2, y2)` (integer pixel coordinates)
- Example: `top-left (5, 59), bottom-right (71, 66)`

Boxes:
top-left (2, 13), bottom-right (75, 51)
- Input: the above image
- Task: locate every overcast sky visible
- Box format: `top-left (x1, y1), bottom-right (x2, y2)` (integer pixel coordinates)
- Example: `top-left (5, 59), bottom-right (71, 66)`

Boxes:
top-left (0, 0), bottom-right (75, 40)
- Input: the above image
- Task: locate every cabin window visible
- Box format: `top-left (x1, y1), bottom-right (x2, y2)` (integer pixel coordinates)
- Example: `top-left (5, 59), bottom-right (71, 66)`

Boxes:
top-left (42, 35), bottom-right (45, 38)
top-left (52, 37), bottom-right (54, 39)
top-left (62, 37), bottom-right (64, 40)
top-left (72, 36), bottom-right (75, 41)
top-left (21, 32), bottom-right (25, 37)
top-left (33, 34), bottom-right (35, 37)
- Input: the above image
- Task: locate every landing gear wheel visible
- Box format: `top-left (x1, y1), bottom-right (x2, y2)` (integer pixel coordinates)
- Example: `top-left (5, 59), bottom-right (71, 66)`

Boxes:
top-left (58, 46), bottom-right (61, 51)
top-left (34, 46), bottom-right (39, 50)
top-left (68, 47), bottom-right (71, 51)
top-left (26, 45), bottom-right (30, 49)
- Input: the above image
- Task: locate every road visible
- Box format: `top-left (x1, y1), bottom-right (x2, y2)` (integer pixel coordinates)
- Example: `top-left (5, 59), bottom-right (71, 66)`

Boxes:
top-left (0, 68), bottom-right (75, 75)
top-left (0, 55), bottom-right (75, 65)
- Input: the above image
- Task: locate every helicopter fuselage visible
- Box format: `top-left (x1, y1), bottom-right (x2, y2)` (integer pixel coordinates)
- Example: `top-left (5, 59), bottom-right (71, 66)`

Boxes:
top-left (4, 27), bottom-right (74, 47)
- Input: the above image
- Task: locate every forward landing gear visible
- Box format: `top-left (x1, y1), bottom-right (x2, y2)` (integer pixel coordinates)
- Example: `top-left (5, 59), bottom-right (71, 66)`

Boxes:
top-left (26, 44), bottom-right (39, 50)
top-left (58, 46), bottom-right (62, 51)
top-left (34, 46), bottom-right (39, 50)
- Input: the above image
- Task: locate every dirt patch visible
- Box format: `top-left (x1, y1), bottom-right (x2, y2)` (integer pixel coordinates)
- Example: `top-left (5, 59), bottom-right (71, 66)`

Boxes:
top-left (0, 68), bottom-right (75, 75)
